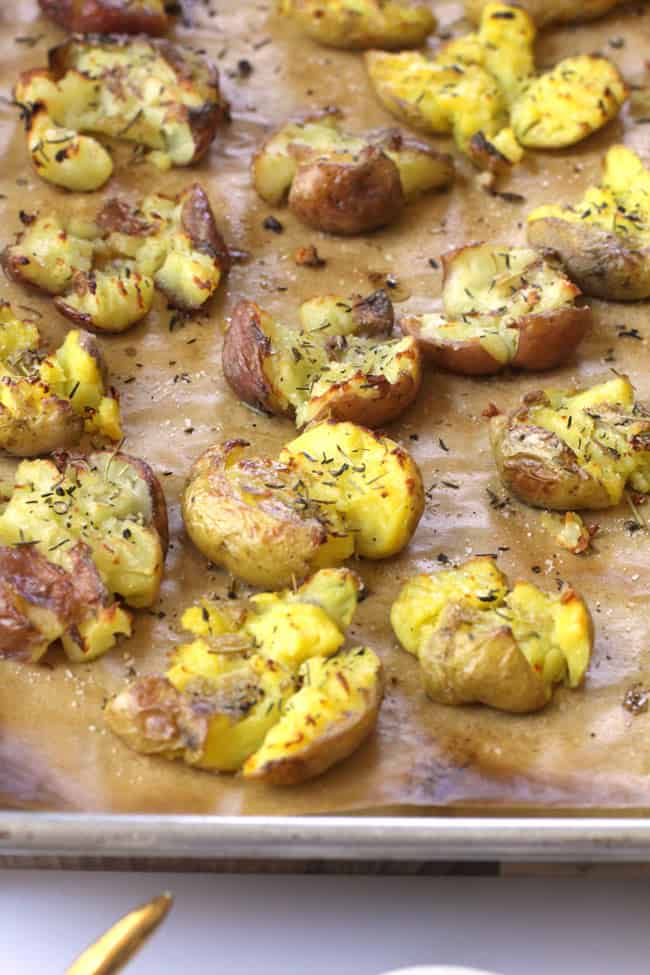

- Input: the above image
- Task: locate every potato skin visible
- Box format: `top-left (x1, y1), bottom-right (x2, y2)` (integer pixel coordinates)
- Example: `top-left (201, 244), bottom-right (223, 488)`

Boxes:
top-left (221, 301), bottom-right (287, 417)
top-left (182, 441), bottom-right (330, 589)
top-left (39, 0), bottom-right (169, 35)
top-left (288, 146), bottom-right (404, 235)
top-left (490, 410), bottom-right (611, 511)
top-left (465, 0), bottom-right (627, 28)
top-left (527, 218), bottom-right (650, 302)
top-left (245, 659), bottom-right (384, 785)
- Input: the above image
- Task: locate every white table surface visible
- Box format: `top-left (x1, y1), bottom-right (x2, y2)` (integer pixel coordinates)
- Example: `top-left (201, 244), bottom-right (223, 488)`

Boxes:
top-left (2, 869), bottom-right (649, 973)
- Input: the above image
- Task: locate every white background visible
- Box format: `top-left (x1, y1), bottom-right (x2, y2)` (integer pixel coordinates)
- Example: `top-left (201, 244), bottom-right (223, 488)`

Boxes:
top-left (2, 870), bottom-right (650, 973)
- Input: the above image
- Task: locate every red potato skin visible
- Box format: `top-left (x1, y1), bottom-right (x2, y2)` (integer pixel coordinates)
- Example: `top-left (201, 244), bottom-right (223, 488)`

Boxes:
top-left (39, 0), bottom-right (169, 35)
top-left (288, 146), bottom-right (404, 235)
top-left (511, 305), bottom-right (592, 370)
top-left (222, 301), bottom-right (285, 416)
top-left (179, 184), bottom-right (231, 275)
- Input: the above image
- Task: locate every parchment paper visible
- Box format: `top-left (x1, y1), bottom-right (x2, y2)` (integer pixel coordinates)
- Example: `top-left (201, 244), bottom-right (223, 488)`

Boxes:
top-left (2, 0), bottom-right (650, 815)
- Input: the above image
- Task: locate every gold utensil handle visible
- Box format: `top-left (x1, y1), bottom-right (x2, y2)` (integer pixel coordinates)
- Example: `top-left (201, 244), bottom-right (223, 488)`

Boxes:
top-left (65, 892), bottom-right (173, 975)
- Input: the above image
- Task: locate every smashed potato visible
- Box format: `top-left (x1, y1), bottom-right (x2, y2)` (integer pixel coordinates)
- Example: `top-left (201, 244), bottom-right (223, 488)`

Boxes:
top-left (277, 0), bottom-right (436, 49)
top-left (400, 244), bottom-right (591, 375)
top-left (3, 185), bottom-right (229, 331)
top-left (223, 291), bottom-right (421, 427)
top-left (182, 421), bottom-right (425, 588)
top-left (16, 35), bottom-right (227, 191)
top-left (105, 567), bottom-right (384, 784)
top-left (490, 376), bottom-right (650, 510)
top-left (391, 557), bottom-right (593, 713)
top-left (465, 0), bottom-right (630, 29)
top-left (365, 1), bottom-right (625, 170)
top-left (0, 450), bottom-right (168, 663)
top-left (253, 110), bottom-right (453, 234)
top-left (528, 146), bottom-right (650, 300)
top-left (0, 303), bottom-right (121, 456)
top-left (39, 0), bottom-right (170, 34)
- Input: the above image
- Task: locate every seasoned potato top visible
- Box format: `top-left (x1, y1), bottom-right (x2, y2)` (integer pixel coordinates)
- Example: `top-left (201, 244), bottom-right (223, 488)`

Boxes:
top-left (366, 1), bottom-right (626, 169)
top-left (492, 376), bottom-right (650, 509)
top-left (3, 185), bottom-right (228, 332)
top-left (16, 35), bottom-right (226, 190)
top-left (0, 303), bottom-right (121, 457)
top-left (277, 0), bottom-right (436, 49)
top-left (528, 146), bottom-right (650, 245)
top-left (106, 568), bottom-right (384, 784)
top-left (401, 244), bottom-right (588, 375)
top-left (391, 556), bottom-right (593, 711)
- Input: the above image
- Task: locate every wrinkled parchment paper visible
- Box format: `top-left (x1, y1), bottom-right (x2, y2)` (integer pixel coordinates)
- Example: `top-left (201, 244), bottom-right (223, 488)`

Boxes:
top-left (2, 0), bottom-right (650, 815)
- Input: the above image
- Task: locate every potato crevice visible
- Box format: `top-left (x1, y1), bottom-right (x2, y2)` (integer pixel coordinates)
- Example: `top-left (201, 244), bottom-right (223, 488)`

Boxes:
top-left (391, 556), bottom-right (593, 713)
top-left (401, 244), bottom-right (591, 375)
top-left (105, 568), bottom-right (384, 784)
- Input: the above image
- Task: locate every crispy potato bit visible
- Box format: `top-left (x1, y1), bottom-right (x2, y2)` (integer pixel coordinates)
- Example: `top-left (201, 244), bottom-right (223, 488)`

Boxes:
top-left (366, 1), bottom-right (625, 170)
top-left (39, 0), bottom-right (170, 35)
top-left (391, 556), bottom-right (593, 713)
top-left (490, 376), bottom-right (650, 510)
top-left (0, 449), bottom-right (168, 662)
top-left (106, 568), bottom-right (383, 783)
top-left (16, 35), bottom-right (227, 191)
top-left (401, 244), bottom-right (590, 375)
top-left (222, 291), bottom-right (421, 428)
top-left (0, 302), bottom-right (121, 456)
top-left (555, 511), bottom-right (593, 555)
top-left (253, 109), bottom-right (453, 234)
top-left (277, 0), bottom-right (436, 49)
top-left (511, 56), bottom-right (626, 149)
top-left (3, 185), bottom-right (228, 332)
top-left (182, 422), bottom-right (424, 588)
top-left (527, 146), bottom-right (650, 300)
top-left (465, 0), bottom-right (629, 28)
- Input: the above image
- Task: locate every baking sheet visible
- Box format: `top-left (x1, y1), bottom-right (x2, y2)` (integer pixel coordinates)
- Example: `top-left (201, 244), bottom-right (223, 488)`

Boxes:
top-left (2, 0), bottom-right (650, 817)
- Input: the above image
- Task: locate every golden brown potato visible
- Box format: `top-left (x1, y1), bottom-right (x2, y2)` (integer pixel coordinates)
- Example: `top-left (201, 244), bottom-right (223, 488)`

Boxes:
top-left (400, 244), bottom-right (591, 375)
top-left (365, 1), bottom-right (626, 171)
top-left (223, 291), bottom-right (421, 427)
top-left (527, 146), bottom-right (650, 301)
top-left (391, 556), bottom-right (593, 713)
top-left (105, 568), bottom-right (384, 784)
top-left (182, 422), bottom-right (425, 588)
top-left (3, 185), bottom-right (229, 332)
top-left (15, 35), bottom-right (227, 191)
top-left (0, 449), bottom-right (168, 663)
top-left (277, 0), bottom-right (436, 49)
top-left (0, 302), bottom-right (121, 456)
top-left (490, 376), bottom-right (650, 510)
top-left (39, 0), bottom-right (170, 34)
top-left (465, 0), bottom-right (629, 29)
top-left (254, 109), bottom-right (453, 234)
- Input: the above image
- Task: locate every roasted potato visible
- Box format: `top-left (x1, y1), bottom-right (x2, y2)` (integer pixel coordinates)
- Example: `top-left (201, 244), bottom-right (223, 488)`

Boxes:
top-left (105, 567), bottom-right (384, 784)
top-left (39, 0), bottom-right (170, 34)
top-left (465, 0), bottom-right (629, 29)
top-left (0, 449), bottom-right (168, 663)
top-left (527, 146), bottom-right (650, 301)
top-left (15, 35), bottom-right (227, 191)
top-left (400, 244), bottom-right (591, 375)
top-left (0, 302), bottom-right (121, 456)
top-left (277, 0), bottom-right (436, 49)
top-left (365, 1), bottom-right (625, 170)
top-left (391, 556), bottom-right (593, 713)
top-left (223, 291), bottom-right (421, 426)
top-left (490, 376), bottom-right (650, 510)
top-left (3, 185), bottom-right (229, 331)
top-left (253, 110), bottom-right (453, 234)
top-left (182, 421), bottom-right (425, 588)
